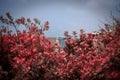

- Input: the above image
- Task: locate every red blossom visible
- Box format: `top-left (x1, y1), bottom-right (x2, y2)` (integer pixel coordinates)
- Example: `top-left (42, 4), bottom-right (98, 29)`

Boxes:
top-left (27, 18), bottom-right (31, 22)
top-left (80, 29), bottom-right (84, 33)
top-left (0, 12), bottom-right (120, 80)
top-left (34, 18), bottom-right (40, 24)
top-left (72, 31), bottom-right (77, 35)
top-left (64, 31), bottom-right (68, 36)
top-left (44, 21), bottom-right (49, 30)
top-left (32, 47), bottom-right (37, 53)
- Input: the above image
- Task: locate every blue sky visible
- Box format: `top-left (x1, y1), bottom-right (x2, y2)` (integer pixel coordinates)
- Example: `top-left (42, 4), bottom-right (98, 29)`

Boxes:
top-left (0, 0), bottom-right (120, 37)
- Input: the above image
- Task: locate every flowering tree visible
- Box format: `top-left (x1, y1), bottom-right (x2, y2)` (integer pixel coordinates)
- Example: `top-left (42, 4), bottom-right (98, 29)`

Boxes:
top-left (63, 15), bottom-right (120, 79)
top-left (0, 12), bottom-right (56, 80)
top-left (0, 12), bottom-right (120, 80)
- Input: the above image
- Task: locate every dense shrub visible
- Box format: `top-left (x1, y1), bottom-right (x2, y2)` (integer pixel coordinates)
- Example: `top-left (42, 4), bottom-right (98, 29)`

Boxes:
top-left (0, 12), bottom-right (120, 80)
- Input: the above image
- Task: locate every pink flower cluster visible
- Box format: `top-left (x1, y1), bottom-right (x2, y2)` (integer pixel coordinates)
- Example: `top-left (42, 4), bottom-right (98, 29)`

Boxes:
top-left (0, 12), bottom-right (120, 80)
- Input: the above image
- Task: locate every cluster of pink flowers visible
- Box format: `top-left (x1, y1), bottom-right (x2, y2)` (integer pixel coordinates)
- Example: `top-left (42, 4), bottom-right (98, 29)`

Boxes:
top-left (0, 12), bottom-right (120, 80)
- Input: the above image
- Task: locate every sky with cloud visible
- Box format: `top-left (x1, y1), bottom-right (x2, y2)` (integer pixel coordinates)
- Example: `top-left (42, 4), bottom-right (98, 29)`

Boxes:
top-left (0, 0), bottom-right (120, 37)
